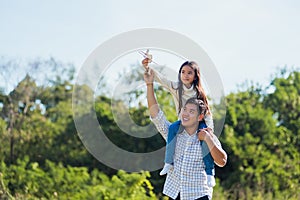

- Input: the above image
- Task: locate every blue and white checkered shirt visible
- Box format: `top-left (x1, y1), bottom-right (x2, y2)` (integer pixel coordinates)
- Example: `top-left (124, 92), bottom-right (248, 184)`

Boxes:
top-left (152, 110), bottom-right (221, 200)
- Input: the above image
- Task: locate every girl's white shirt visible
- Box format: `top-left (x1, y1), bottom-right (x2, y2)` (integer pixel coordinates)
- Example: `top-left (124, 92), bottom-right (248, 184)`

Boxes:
top-left (151, 67), bottom-right (214, 131)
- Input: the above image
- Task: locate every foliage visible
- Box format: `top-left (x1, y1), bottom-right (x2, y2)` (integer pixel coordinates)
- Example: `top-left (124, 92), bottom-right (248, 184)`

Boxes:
top-left (0, 157), bottom-right (156, 199)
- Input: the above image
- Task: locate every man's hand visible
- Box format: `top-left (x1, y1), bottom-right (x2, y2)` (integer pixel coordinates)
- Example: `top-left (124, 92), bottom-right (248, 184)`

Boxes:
top-left (198, 127), bottom-right (227, 167)
top-left (197, 128), bottom-right (212, 141)
top-left (143, 68), bottom-right (154, 85)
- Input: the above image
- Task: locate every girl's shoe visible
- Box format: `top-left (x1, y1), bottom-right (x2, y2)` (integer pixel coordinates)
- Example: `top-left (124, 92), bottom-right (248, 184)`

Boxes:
top-left (159, 163), bottom-right (173, 176)
top-left (207, 175), bottom-right (216, 187)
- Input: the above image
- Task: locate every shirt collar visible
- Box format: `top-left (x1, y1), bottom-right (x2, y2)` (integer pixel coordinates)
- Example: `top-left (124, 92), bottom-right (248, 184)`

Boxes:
top-left (182, 129), bottom-right (198, 137)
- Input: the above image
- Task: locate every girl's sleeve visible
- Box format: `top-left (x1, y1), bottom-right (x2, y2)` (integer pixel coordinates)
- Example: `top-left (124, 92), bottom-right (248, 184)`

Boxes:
top-left (140, 62), bottom-right (176, 90)
top-left (151, 67), bottom-right (181, 115)
top-left (151, 67), bottom-right (174, 90)
top-left (204, 113), bottom-right (214, 131)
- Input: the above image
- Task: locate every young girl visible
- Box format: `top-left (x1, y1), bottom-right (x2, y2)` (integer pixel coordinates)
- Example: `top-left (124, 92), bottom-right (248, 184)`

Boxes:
top-left (142, 57), bottom-right (216, 187)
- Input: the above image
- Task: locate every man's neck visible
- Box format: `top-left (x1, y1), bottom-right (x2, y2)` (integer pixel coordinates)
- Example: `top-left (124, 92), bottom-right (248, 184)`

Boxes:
top-left (185, 126), bottom-right (198, 135)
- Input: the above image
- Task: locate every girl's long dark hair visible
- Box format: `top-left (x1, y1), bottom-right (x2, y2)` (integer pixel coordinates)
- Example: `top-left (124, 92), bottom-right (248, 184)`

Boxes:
top-left (176, 61), bottom-right (210, 115)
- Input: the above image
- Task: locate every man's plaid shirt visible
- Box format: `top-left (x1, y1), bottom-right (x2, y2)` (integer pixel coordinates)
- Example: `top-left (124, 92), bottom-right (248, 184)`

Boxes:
top-left (152, 110), bottom-right (222, 200)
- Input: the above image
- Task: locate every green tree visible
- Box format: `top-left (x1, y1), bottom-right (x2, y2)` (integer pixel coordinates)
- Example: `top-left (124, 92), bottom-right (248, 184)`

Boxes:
top-left (220, 70), bottom-right (300, 199)
top-left (0, 58), bottom-right (75, 164)
top-left (264, 69), bottom-right (299, 137)
top-left (0, 75), bottom-right (39, 164)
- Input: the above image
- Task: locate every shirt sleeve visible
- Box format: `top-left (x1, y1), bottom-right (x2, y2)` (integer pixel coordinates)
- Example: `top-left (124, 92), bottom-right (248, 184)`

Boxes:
top-left (150, 109), bottom-right (171, 141)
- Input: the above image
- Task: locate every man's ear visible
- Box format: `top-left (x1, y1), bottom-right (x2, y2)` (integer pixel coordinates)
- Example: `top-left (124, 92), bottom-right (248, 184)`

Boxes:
top-left (198, 113), bottom-right (204, 121)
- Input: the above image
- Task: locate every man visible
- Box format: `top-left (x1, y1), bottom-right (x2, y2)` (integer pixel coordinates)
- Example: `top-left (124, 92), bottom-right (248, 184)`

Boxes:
top-left (144, 69), bottom-right (227, 200)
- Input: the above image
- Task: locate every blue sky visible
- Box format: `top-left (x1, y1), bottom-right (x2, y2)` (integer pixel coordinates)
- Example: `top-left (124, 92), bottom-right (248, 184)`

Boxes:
top-left (1, 0), bottom-right (299, 94)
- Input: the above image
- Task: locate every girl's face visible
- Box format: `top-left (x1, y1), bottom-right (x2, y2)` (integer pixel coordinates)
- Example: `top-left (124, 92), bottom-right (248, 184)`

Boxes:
top-left (180, 65), bottom-right (196, 88)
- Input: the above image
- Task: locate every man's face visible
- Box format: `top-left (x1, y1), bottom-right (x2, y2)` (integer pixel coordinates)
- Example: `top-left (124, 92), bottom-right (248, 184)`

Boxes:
top-left (180, 103), bottom-right (202, 128)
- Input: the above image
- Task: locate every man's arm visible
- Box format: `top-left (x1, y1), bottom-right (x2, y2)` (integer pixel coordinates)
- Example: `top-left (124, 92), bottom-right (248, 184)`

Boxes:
top-left (144, 69), bottom-right (159, 118)
top-left (144, 68), bottom-right (170, 140)
top-left (198, 129), bottom-right (227, 167)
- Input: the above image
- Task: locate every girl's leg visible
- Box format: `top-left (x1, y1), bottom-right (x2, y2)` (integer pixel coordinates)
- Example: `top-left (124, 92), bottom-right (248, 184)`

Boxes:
top-left (165, 120), bottom-right (181, 164)
top-left (160, 120), bottom-right (181, 175)
top-left (202, 141), bottom-right (216, 187)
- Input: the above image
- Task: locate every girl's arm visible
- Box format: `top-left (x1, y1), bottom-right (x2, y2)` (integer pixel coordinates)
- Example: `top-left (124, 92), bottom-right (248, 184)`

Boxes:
top-left (204, 113), bottom-right (214, 131)
top-left (142, 58), bottom-right (180, 115)
top-left (142, 58), bottom-right (176, 91)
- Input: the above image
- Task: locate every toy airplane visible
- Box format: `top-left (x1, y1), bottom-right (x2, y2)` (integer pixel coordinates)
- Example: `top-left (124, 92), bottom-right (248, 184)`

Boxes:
top-left (138, 49), bottom-right (159, 65)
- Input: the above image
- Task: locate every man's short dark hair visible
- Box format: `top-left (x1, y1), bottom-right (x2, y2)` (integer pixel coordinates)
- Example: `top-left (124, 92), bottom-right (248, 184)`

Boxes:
top-left (185, 97), bottom-right (207, 115)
